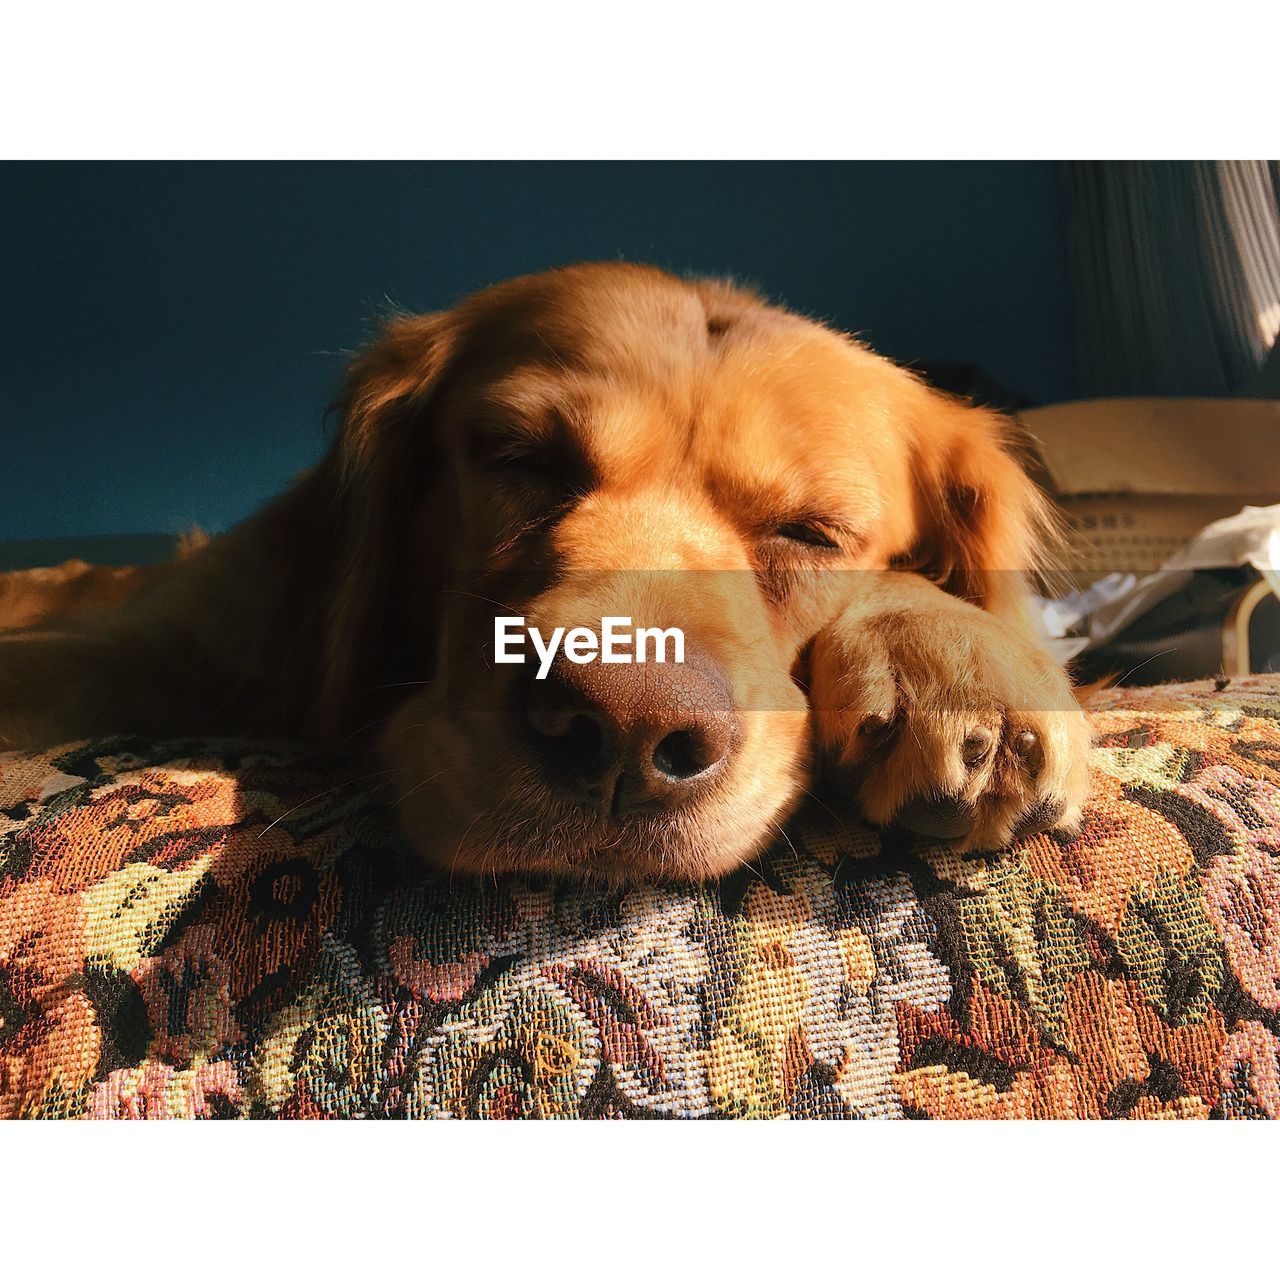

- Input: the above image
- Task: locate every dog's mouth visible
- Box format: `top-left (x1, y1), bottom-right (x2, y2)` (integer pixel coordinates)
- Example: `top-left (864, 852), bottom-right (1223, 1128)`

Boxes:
top-left (383, 693), bottom-right (811, 883)
top-left (412, 763), bottom-right (775, 882)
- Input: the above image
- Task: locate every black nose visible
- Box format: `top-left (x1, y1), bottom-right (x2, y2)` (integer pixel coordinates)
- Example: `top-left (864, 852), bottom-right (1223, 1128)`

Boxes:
top-left (526, 652), bottom-right (739, 816)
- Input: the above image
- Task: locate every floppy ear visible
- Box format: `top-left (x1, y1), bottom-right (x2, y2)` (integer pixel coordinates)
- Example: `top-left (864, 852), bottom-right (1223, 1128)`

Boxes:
top-left (897, 385), bottom-right (1060, 623)
top-left (315, 311), bottom-right (460, 734)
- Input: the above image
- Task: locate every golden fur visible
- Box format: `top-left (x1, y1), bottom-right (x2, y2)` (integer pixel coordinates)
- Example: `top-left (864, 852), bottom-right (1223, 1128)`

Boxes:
top-left (0, 263), bottom-right (1090, 880)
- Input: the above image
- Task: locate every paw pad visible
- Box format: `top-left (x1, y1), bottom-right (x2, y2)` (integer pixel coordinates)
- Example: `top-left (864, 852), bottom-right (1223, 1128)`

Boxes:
top-left (895, 794), bottom-right (974, 840)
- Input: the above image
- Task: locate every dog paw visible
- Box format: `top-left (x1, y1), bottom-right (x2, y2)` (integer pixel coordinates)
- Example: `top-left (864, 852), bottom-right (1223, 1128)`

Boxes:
top-left (808, 584), bottom-right (1091, 851)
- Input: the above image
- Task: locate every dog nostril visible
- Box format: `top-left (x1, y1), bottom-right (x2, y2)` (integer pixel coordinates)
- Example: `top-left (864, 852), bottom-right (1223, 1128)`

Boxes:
top-left (530, 711), bottom-right (612, 781)
top-left (559, 715), bottom-right (605, 771)
top-left (652, 729), bottom-right (711, 781)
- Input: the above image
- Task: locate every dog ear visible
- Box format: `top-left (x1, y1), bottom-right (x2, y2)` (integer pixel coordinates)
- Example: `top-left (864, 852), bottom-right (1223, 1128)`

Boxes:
top-left (897, 385), bottom-right (1059, 621)
top-left (314, 311), bottom-right (460, 734)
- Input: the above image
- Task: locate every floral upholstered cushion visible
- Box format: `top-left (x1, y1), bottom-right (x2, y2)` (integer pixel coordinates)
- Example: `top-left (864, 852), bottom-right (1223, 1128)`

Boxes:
top-left (2, 676), bottom-right (1279, 1120)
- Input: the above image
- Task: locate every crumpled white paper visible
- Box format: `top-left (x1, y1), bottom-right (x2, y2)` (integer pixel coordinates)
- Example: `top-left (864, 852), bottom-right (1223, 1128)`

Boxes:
top-left (1034, 503), bottom-right (1280, 664)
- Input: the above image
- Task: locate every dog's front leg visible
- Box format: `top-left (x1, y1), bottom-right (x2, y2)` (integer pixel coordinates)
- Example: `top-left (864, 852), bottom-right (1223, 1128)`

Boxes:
top-left (0, 628), bottom-right (124, 749)
top-left (808, 571), bottom-right (1091, 849)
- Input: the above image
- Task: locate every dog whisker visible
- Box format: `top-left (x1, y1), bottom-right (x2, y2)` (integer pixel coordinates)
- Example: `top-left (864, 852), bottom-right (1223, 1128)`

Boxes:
top-left (451, 806), bottom-right (492, 870)
top-left (443, 587), bottom-right (522, 615)
top-left (732, 850), bottom-right (768, 883)
top-left (797, 786), bottom-right (857, 842)
top-left (384, 719), bottom-right (438, 741)
top-left (256, 769), bottom-right (398, 838)
top-left (767, 817), bottom-right (798, 859)
top-left (334, 709), bottom-right (412, 750)
top-left (389, 766), bottom-right (454, 806)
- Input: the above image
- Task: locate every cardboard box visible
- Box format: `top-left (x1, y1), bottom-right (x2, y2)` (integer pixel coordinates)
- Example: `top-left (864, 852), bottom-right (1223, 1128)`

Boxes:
top-left (1017, 398), bottom-right (1280, 583)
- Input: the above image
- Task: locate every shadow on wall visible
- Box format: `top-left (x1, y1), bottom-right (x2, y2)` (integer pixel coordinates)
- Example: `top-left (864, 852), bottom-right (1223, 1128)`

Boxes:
top-left (0, 162), bottom-right (1075, 542)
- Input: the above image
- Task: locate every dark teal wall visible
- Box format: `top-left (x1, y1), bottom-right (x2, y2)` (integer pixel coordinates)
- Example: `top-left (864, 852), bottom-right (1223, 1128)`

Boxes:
top-left (0, 162), bottom-right (1074, 541)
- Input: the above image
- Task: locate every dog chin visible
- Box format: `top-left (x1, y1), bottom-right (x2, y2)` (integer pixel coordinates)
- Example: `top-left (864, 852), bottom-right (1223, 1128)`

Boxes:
top-left (389, 756), bottom-right (802, 884)
top-left (394, 776), bottom-right (790, 883)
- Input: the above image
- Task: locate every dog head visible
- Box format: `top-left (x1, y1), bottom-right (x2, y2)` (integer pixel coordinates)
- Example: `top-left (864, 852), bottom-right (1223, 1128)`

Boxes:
top-left (312, 263), bottom-right (1049, 880)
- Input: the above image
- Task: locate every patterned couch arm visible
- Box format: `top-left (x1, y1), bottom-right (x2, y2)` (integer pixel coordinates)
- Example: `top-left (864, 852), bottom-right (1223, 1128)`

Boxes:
top-left (2, 677), bottom-right (1278, 1120)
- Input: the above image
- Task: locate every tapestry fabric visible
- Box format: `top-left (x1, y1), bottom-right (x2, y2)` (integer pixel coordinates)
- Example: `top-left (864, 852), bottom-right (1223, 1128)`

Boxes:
top-left (3, 677), bottom-right (1279, 1120)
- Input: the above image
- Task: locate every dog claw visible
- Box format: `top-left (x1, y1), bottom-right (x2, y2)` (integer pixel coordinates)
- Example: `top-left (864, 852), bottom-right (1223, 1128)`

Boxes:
top-left (961, 726), bottom-right (993, 767)
top-left (859, 712), bottom-right (895, 736)
top-left (1014, 729), bottom-right (1043, 777)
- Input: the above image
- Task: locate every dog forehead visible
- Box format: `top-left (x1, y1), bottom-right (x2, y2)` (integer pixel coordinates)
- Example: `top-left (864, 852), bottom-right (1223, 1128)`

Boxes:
top-left (450, 264), bottom-right (900, 505)
top-left (581, 322), bottom-right (893, 508)
top-left (457, 263), bottom-right (802, 374)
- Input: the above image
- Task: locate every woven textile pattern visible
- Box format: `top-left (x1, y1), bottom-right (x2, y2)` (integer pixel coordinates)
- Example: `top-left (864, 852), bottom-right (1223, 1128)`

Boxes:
top-left (2, 677), bottom-right (1279, 1119)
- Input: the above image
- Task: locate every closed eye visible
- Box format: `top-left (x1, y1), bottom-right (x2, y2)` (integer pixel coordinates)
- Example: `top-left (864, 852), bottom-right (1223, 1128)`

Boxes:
top-left (471, 439), bottom-right (593, 516)
top-left (467, 414), bottom-right (589, 490)
top-left (773, 520), bottom-right (842, 550)
top-left (469, 429), bottom-right (564, 482)
top-left (482, 449), bottom-right (560, 477)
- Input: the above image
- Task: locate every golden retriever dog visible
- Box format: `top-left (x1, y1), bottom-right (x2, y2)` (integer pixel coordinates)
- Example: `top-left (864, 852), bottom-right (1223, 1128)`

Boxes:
top-left (0, 263), bottom-right (1091, 881)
